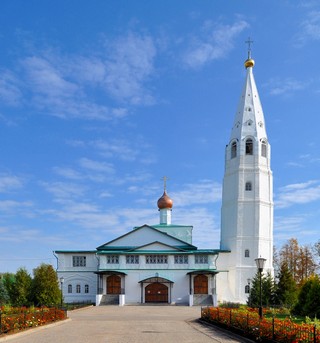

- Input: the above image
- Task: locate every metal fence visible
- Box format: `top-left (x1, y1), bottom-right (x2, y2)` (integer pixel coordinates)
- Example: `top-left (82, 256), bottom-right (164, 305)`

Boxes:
top-left (0, 307), bottom-right (67, 335)
top-left (201, 307), bottom-right (320, 342)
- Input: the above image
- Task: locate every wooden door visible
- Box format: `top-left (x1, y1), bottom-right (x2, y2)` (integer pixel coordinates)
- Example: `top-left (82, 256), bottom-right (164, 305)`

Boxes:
top-left (194, 274), bottom-right (208, 294)
top-left (145, 283), bottom-right (168, 303)
top-left (107, 275), bottom-right (121, 294)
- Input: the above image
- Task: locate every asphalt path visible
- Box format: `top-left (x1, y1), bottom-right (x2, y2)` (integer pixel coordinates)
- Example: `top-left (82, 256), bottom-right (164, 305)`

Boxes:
top-left (0, 306), bottom-right (251, 343)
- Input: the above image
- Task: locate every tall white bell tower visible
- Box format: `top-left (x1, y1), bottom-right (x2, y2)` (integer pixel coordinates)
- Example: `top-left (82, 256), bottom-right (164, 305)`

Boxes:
top-left (219, 46), bottom-right (274, 303)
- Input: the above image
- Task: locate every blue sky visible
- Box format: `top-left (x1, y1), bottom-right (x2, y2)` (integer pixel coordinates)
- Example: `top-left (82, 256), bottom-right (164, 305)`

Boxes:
top-left (1, 0), bottom-right (320, 273)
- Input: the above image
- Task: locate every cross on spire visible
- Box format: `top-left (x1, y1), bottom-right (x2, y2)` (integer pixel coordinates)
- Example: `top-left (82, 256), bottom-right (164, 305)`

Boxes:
top-left (245, 37), bottom-right (254, 59)
top-left (161, 176), bottom-right (169, 192)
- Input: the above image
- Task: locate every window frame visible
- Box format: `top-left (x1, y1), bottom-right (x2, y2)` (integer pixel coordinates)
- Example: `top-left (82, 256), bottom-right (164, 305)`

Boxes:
top-left (261, 141), bottom-right (267, 157)
top-left (231, 141), bottom-right (237, 159)
top-left (106, 255), bottom-right (119, 264)
top-left (126, 255), bottom-right (139, 264)
top-left (245, 182), bottom-right (252, 191)
top-left (145, 255), bottom-right (168, 264)
top-left (195, 255), bottom-right (208, 264)
top-left (174, 255), bottom-right (189, 264)
top-left (72, 256), bottom-right (86, 267)
top-left (245, 138), bottom-right (253, 155)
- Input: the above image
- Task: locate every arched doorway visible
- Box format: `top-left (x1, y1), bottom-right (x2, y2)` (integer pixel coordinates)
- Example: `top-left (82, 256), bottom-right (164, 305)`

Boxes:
top-left (194, 274), bottom-right (208, 294)
top-left (107, 275), bottom-right (121, 294)
top-left (145, 283), bottom-right (168, 303)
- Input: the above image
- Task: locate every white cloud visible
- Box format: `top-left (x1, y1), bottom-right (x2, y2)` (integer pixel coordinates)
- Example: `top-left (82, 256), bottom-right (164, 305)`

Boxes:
top-left (53, 167), bottom-right (83, 180)
top-left (78, 158), bottom-right (115, 174)
top-left (0, 200), bottom-right (34, 217)
top-left (21, 55), bottom-right (118, 120)
top-left (171, 180), bottom-right (222, 207)
top-left (40, 181), bottom-right (87, 200)
top-left (267, 77), bottom-right (307, 96)
top-left (0, 174), bottom-right (24, 192)
top-left (0, 70), bottom-right (22, 106)
top-left (92, 139), bottom-right (139, 161)
top-left (23, 56), bottom-right (78, 98)
top-left (104, 32), bottom-right (157, 105)
top-left (300, 11), bottom-right (320, 40)
top-left (275, 180), bottom-right (320, 208)
top-left (183, 19), bottom-right (249, 69)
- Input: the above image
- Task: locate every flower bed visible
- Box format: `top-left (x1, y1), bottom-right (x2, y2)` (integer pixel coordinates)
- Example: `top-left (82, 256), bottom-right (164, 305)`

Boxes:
top-left (0, 306), bottom-right (67, 335)
top-left (201, 307), bottom-right (320, 342)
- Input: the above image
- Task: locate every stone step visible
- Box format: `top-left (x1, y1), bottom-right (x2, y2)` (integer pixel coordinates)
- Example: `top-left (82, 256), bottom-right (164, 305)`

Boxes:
top-left (100, 294), bottom-right (119, 305)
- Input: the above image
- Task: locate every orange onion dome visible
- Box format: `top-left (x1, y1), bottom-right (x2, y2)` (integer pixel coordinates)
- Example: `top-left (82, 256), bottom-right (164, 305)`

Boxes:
top-left (157, 191), bottom-right (173, 209)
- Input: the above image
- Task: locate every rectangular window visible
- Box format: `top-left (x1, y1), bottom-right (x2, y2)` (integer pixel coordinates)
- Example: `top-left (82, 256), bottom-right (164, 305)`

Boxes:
top-left (106, 255), bottom-right (119, 264)
top-left (195, 255), bottom-right (208, 264)
top-left (73, 256), bottom-right (86, 267)
top-left (76, 284), bottom-right (81, 293)
top-left (174, 255), bottom-right (188, 264)
top-left (126, 255), bottom-right (139, 264)
top-left (85, 284), bottom-right (89, 293)
top-left (68, 284), bottom-right (72, 293)
top-left (146, 255), bottom-right (168, 264)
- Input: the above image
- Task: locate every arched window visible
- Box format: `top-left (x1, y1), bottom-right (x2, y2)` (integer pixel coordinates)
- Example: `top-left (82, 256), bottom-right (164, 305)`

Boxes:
top-left (261, 140), bottom-right (267, 157)
top-left (245, 249), bottom-right (250, 258)
top-left (68, 284), bottom-right (72, 293)
top-left (245, 285), bottom-right (250, 294)
top-left (76, 284), bottom-right (81, 293)
top-left (231, 141), bottom-right (237, 159)
top-left (85, 284), bottom-right (89, 293)
top-left (246, 138), bottom-right (253, 155)
top-left (245, 182), bottom-right (252, 191)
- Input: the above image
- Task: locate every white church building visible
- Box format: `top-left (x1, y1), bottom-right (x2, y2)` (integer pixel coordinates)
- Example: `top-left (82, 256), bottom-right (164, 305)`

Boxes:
top-left (54, 52), bottom-right (274, 306)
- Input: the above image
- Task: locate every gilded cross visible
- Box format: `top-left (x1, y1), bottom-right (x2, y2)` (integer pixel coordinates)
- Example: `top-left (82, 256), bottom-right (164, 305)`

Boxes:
top-left (161, 176), bottom-right (169, 191)
top-left (245, 37), bottom-right (254, 59)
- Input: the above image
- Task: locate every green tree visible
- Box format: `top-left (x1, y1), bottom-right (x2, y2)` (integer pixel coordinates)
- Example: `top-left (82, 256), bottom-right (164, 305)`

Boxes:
top-left (12, 268), bottom-right (32, 306)
top-left (2, 273), bottom-right (16, 305)
top-left (0, 277), bottom-right (10, 305)
top-left (262, 272), bottom-right (275, 307)
top-left (293, 275), bottom-right (320, 317)
top-left (247, 271), bottom-right (275, 308)
top-left (32, 264), bottom-right (61, 306)
top-left (275, 261), bottom-right (297, 308)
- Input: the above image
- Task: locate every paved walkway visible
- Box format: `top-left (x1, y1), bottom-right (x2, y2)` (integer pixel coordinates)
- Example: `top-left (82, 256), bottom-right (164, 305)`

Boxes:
top-left (1, 306), bottom-right (251, 343)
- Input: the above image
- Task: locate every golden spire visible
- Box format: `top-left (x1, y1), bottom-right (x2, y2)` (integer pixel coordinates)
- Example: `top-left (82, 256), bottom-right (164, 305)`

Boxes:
top-left (244, 37), bottom-right (255, 69)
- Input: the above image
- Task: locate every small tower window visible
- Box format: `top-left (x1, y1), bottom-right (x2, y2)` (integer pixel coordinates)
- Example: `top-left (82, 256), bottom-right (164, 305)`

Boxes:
top-left (245, 285), bottom-right (250, 294)
top-left (261, 140), bottom-right (267, 157)
top-left (245, 249), bottom-right (250, 257)
top-left (231, 141), bottom-right (237, 159)
top-left (246, 139), bottom-right (253, 155)
top-left (245, 182), bottom-right (252, 191)
top-left (68, 284), bottom-right (72, 293)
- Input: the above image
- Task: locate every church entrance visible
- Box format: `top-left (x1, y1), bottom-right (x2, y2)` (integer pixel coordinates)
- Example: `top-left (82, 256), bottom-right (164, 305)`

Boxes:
top-left (194, 274), bottom-right (208, 294)
top-left (145, 283), bottom-right (168, 303)
top-left (107, 275), bottom-right (121, 294)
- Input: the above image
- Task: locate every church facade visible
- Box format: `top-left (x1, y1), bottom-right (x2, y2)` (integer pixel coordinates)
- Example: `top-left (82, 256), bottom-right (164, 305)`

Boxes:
top-left (54, 52), bottom-right (273, 306)
top-left (54, 190), bottom-right (225, 306)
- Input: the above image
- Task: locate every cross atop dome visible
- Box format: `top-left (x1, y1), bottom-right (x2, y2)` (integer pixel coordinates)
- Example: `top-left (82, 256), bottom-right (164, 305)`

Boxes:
top-left (244, 37), bottom-right (255, 69)
top-left (245, 37), bottom-right (254, 59)
top-left (161, 175), bottom-right (169, 192)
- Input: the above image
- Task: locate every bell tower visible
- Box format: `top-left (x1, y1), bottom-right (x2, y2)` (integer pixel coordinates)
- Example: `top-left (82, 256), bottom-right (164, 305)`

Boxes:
top-left (219, 43), bottom-right (274, 303)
